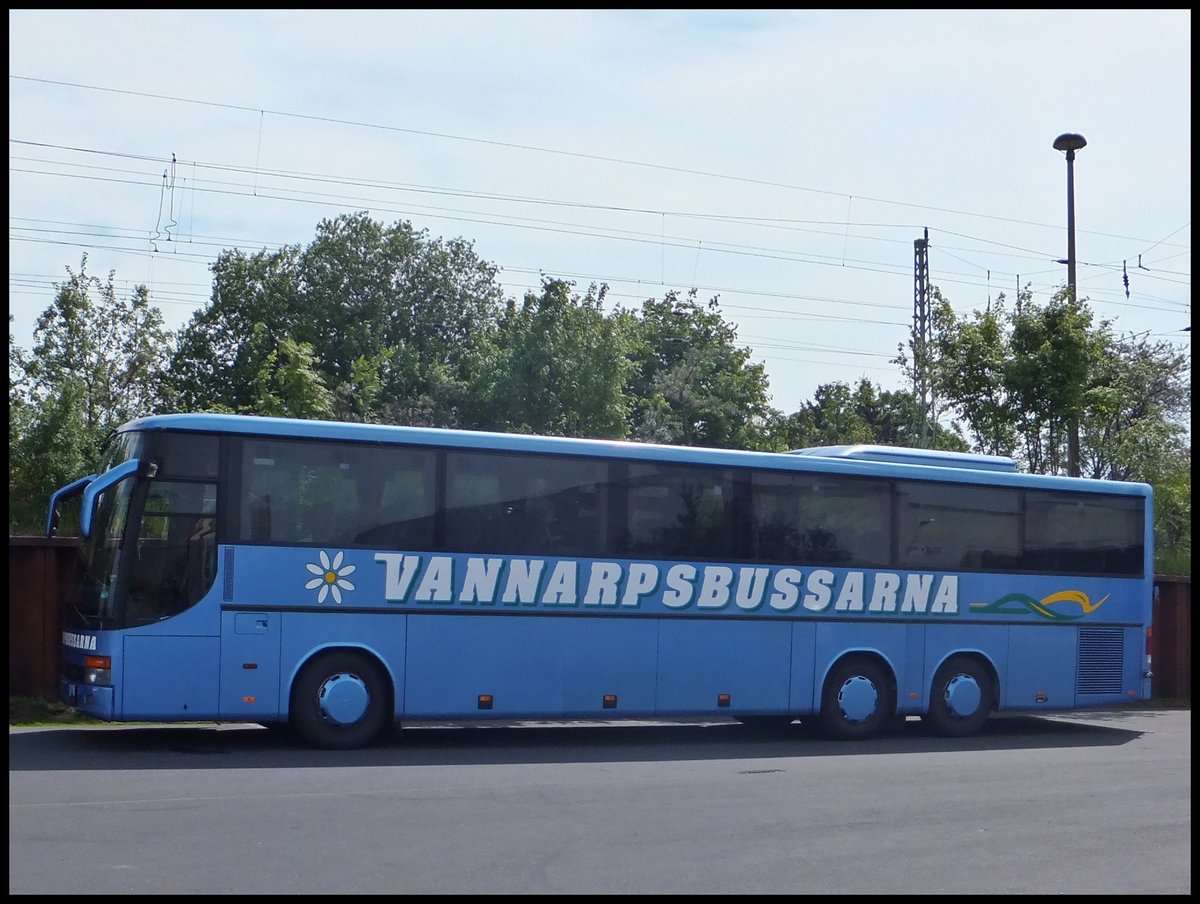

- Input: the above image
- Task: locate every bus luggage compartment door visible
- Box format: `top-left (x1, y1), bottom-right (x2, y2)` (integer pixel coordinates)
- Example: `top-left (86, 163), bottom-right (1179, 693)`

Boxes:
top-left (219, 611), bottom-right (282, 719)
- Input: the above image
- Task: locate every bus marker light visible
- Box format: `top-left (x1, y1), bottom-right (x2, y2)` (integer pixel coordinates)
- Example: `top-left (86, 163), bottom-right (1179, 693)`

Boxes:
top-left (908, 692), bottom-right (919, 700)
top-left (602, 694), bottom-right (617, 709)
top-left (478, 694), bottom-right (493, 710)
top-left (243, 663), bottom-right (258, 670)
top-left (243, 696), bottom-right (256, 703)
top-left (717, 694), bottom-right (731, 707)
top-left (83, 655), bottom-right (112, 686)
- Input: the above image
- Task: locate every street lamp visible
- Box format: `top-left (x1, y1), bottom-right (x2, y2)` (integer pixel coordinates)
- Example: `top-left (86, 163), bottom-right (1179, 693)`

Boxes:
top-left (1053, 132), bottom-right (1087, 302)
top-left (1053, 131), bottom-right (1086, 477)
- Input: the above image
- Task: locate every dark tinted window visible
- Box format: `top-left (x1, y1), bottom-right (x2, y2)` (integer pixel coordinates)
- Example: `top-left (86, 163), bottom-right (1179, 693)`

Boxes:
top-left (1024, 490), bottom-right (1144, 576)
top-left (751, 472), bottom-right (890, 567)
top-left (154, 432), bottom-right (219, 479)
top-left (125, 479), bottom-right (217, 623)
top-left (444, 451), bottom-right (609, 555)
top-left (237, 438), bottom-right (436, 548)
top-left (227, 433), bottom-right (1147, 578)
top-left (897, 481), bottom-right (1021, 572)
top-left (620, 463), bottom-right (738, 560)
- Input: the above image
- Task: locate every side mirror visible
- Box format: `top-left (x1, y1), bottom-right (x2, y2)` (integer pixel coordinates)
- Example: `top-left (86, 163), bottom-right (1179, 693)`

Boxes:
top-left (46, 475), bottom-right (96, 538)
top-left (80, 459), bottom-right (141, 538)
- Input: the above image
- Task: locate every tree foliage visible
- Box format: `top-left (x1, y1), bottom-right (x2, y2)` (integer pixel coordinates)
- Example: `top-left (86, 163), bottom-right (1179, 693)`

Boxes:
top-left (470, 279), bottom-right (634, 438)
top-left (929, 291), bottom-right (1019, 457)
top-left (770, 378), bottom-right (966, 452)
top-left (9, 256), bottom-right (172, 533)
top-left (1004, 290), bottom-right (1095, 474)
top-left (167, 212), bottom-right (505, 426)
top-left (245, 329), bottom-right (336, 421)
top-left (624, 290), bottom-right (776, 449)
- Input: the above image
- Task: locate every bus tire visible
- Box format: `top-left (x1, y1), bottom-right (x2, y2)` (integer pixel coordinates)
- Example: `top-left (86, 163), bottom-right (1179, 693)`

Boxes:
top-left (819, 657), bottom-right (895, 741)
top-left (926, 655), bottom-right (994, 737)
top-left (291, 650), bottom-right (392, 750)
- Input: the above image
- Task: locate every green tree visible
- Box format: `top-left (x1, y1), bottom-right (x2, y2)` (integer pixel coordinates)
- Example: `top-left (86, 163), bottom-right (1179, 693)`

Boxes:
top-left (930, 291), bottom-right (1020, 457)
top-left (850, 378), bottom-right (966, 449)
top-left (245, 328), bottom-right (336, 420)
top-left (471, 279), bottom-right (634, 438)
top-left (1079, 331), bottom-right (1190, 481)
top-left (1146, 444), bottom-right (1191, 575)
top-left (624, 290), bottom-right (776, 449)
top-left (167, 212), bottom-right (505, 426)
top-left (1003, 290), bottom-right (1095, 475)
top-left (166, 243), bottom-right (303, 413)
top-left (9, 256), bottom-right (173, 533)
top-left (916, 284), bottom-right (1189, 571)
top-left (796, 380), bottom-right (874, 446)
top-left (768, 378), bottom-right (966, 452)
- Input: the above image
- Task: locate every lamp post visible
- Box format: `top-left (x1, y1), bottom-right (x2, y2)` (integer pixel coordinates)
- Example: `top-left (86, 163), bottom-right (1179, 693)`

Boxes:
top-left (1053, 132), bottom-right (1086, 477)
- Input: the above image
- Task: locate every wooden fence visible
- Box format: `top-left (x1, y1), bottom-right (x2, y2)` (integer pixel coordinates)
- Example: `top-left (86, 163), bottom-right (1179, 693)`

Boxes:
top-left (8, 536), bottom-right (1191, 702)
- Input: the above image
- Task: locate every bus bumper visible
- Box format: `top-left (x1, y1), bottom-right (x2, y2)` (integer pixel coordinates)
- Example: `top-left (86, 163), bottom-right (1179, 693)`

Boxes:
top-left (60, 678), bottom-right (115, 720)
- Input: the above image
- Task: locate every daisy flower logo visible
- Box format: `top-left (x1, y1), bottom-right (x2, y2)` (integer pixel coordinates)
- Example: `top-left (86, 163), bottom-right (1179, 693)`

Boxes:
top-left (305, 550), bottom-right (356, 604)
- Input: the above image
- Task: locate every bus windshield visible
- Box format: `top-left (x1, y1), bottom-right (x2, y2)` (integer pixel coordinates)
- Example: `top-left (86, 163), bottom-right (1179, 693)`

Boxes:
top-left (69, 431), bottom-right (145, 630)
top-left (65, 429), bottom-right (219, 630)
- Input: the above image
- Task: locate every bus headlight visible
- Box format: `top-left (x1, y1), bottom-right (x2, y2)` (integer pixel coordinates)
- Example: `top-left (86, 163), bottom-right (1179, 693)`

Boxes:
top-left (83, 655), bottom-right (112, 686)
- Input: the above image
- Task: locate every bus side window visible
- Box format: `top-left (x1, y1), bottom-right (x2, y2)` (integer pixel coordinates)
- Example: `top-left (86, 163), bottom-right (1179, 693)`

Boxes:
top-left (243, 447), bottom-right (300, 543)
top-left (445, 470), bottom-right (500, 552)
top-left (128, 481), bottom-right (216, 621)
top-left (248, 489), bottom-right (299, 543)
top-left (552, 488), bottom-right (603, 555)
top-left (377, 467), bottom-right (434, 548)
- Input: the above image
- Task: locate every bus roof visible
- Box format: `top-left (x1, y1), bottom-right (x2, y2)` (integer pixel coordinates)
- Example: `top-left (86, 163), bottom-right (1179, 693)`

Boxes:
top-left (120, 413), bottom-right (1150, 497)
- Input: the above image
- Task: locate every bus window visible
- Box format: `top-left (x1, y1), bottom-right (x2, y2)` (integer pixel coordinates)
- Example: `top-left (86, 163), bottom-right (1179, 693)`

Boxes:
top-left (751, 472), bottom-right (891, 567)
top-left (896, 482), bottom-right (1020, 571)
top-left (623, 463), bottom-right (736, 560)
top-left (125, 480), bottom-right (217, 622)
top-left (155, 433), bottom-right (219, 479)
top-left (1024, 491), bottom-right (1144, 576)
top-left (242, 445), bottom-right (301, 543)
top-left (239, 438), bottom-right (438, 549)
top-left (444, 450), bottom-right (608, 556)
top-left (350, 455), bottom-right (436, 549)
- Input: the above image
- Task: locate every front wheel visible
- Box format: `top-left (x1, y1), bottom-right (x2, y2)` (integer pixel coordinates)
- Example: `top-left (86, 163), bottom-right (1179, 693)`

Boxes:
top-left (819, 657), bottom-right (895, 740)
top-left (291, 650), bottom-right (392, 750)
top-left (925, 655), bottom-right (994, 737)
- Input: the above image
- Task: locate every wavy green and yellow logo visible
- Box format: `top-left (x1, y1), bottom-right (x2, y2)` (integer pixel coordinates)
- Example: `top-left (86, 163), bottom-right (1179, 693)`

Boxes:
top-left (969, 590), bottom-right (1109, 621)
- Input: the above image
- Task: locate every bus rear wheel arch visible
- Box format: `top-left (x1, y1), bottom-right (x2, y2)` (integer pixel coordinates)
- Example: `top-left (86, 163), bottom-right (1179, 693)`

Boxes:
top-left (925, 654), bottom-right (996, 737)
top-left (290, 649), bottom-right (393, 750)
top-left (819, 654), bottom-right (896, 741)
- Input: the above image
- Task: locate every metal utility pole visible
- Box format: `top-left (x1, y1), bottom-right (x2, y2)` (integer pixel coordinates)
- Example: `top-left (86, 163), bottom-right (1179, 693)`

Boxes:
top-left (1053, 132), bottom-right (1086, 477)
top-left (913, 228), bottom-right (933, 448)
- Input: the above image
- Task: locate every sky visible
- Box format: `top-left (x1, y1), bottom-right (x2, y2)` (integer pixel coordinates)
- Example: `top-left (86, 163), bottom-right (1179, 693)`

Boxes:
top-left (8, 9), bottom-right (1192, 418)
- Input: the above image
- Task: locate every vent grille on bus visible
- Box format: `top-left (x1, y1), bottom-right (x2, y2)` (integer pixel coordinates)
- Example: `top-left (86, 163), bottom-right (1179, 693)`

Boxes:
top-left (223, 547), bottom-right (235, 601)
top-left (1077, 628), bottom-right (1124, 695)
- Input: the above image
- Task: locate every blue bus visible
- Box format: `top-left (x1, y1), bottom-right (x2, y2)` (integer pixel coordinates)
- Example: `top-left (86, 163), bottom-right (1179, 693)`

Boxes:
top-left (49, 413), bottom-right (1154, 749)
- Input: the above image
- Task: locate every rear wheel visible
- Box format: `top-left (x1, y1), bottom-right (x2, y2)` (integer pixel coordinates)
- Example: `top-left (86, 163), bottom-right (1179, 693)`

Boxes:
top-left (291, 650), bottom-right (392, 750)
top-left (819, 657), bottom-right (895, 740)
top-left (926, 655), bottom-right (994, 737)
